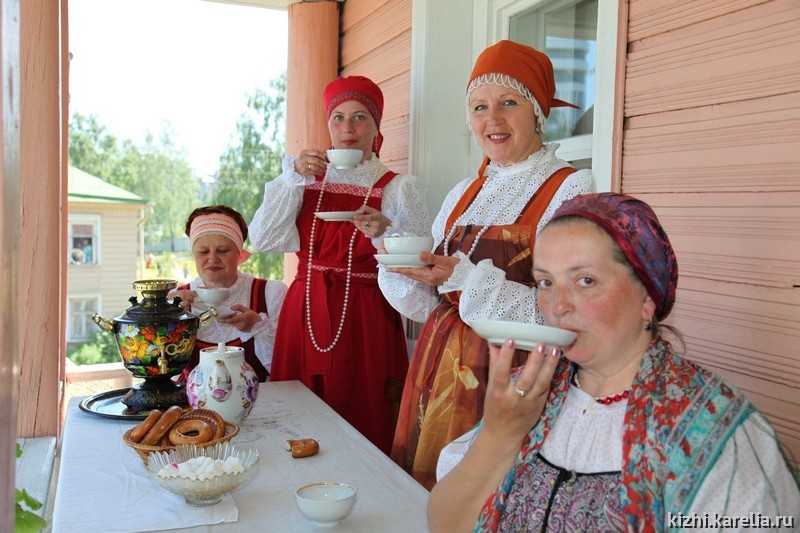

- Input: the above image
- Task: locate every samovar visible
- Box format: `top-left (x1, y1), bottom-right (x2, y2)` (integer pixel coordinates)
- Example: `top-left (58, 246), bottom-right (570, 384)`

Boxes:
top-left (92, 279), bottom-right (215, 411)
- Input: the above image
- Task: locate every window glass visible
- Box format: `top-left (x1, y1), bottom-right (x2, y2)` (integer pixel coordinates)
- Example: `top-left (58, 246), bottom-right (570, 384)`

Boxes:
top-left (69, 219), bottom-right (98, 265)
top-left (68, 297), bottom-right (99, 342)
top-left (510, 0), bottom-right (598, 142)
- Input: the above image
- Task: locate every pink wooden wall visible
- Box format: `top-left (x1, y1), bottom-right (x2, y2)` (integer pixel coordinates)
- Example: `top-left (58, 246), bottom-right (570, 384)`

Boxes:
top-left (13, 0), bottom-right (65, 438)
top-left (622, 0), bottom-right (800, 463)
top-left (339, 0), bottom-right (412, 175)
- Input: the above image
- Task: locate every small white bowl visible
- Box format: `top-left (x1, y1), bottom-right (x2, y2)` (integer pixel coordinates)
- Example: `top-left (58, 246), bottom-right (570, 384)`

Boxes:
top-left (326, 149), bottom-right (363, 169)
top-left (295, 482), bottom-right (357, 527)
top-left (146, 443), bottom-right (259, 506)
top-left (383, 236), bottom-right (434, 255)
top-left (194, 287), bottom-right (230, 306)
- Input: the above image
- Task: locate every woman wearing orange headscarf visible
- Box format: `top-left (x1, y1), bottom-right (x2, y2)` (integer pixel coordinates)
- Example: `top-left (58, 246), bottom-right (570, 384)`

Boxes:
top-left (378, 41), bottom-right (593, 489)
top-left (249, 76), bottom-right (430, 454)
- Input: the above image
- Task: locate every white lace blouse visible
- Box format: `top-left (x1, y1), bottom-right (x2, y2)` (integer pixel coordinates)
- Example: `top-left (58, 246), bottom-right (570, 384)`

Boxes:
top-left (377, 144), bottom-right (593, 324)
top-left (187, 272), bottom-right (287, 372)
top-left (248, 154), bottom-right (431, 253)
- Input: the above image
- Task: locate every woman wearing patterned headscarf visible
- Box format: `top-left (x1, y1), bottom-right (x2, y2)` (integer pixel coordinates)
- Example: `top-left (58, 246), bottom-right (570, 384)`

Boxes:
top-left (249, 76), bottom-right (430, 454)
top-left (430, 193), bottom-right (800, 531)
top-left (378, 40), bottom-right (593, 488)
top-left (171, 205), bottom-right (288, 382)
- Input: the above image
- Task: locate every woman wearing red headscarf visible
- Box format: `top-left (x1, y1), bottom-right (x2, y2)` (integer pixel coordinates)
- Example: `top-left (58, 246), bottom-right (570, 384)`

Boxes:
top-left (249, 76), bottom-right (430, 453)
top-left (378, 41), bottom-right (593, 489)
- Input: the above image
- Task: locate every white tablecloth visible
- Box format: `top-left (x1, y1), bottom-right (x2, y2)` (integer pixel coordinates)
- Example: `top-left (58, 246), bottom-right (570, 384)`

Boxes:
top-left (52, 380), bottom-right (430, 532)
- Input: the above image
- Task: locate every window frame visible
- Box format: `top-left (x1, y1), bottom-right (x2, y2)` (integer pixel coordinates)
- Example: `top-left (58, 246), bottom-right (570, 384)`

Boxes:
top-left (66, 293), bottom-right (101, 343)
top-left (476, 0), bottom-right (619, 192)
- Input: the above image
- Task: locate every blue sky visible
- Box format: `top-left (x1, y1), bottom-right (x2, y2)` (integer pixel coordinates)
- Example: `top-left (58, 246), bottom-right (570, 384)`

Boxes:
top-left (68, 0), bottom-right (288, 179)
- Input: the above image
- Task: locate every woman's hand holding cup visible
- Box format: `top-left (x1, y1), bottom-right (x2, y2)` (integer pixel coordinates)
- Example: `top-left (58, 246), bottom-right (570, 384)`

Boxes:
top-left (295, 149), bottom-right (328, 176)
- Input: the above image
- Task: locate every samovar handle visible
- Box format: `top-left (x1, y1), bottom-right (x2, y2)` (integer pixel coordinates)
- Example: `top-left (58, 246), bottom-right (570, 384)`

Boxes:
top-left (91, 313), bottom-right (114, 332)
top-left (197, 308), bottom-right (218, 327)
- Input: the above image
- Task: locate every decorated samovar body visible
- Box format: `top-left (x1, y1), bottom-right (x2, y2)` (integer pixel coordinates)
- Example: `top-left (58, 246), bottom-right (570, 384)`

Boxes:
top-left (92, 279), bottom-right (215, 411)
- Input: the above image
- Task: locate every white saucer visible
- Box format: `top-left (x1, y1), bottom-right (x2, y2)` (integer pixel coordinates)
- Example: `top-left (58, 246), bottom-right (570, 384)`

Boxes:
top-left (374, 254), bottom-right (426, 268)
top-left (469, 319), bottom-right (577, 350)
top-left (193, 304), bottom-right (234, 319)
top-left (315, 211), bottom-right (358, 221)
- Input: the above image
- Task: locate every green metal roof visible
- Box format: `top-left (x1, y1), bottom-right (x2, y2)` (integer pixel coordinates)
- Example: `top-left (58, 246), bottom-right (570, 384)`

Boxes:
top-left (68, 165), bottom-right (149, 204)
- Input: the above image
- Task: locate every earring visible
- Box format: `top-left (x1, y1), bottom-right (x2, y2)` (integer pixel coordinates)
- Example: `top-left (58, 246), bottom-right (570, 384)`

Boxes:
top-left (644, 318), bottom-right (654, 331)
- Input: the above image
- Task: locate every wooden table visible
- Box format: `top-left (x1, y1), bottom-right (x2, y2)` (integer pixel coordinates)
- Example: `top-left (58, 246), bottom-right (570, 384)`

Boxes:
top-left (51, 381), bottom-right (430, 532)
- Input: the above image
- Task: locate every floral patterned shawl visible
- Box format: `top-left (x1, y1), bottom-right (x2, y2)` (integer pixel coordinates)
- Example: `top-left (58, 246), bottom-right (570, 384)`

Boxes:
top-left (475, 339), bottom-right (754, 532)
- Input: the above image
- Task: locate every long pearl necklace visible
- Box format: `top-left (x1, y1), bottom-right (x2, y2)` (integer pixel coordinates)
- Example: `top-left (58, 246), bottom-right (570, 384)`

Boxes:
top-left (573, 373), bottom-right (631, 405)
top-left (443, 146), bottom-right (548, 258)
top-left (305, 166), bottom-right (377, 353)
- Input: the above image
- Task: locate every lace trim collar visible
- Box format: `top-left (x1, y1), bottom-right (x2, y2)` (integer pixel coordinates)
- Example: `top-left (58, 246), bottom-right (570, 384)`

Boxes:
top-left (485, 143), bottom-right (561, 179)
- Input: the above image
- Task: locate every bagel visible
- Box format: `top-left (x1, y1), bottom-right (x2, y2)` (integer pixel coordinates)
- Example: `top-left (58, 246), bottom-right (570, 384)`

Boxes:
top-left (168, 419), bottom-right (214, 446)
top-left (179, 409), bottom-right (225, 440)
top-left (129, 409), bottom-right (162, 443)
top-left (140, 405), bottom-right (183, 446)
top-left (285, 438), bottom-right (319, 458)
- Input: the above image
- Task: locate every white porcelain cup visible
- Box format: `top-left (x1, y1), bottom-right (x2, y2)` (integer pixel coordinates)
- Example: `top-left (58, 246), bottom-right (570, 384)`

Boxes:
top-left (383, 236), bottom-right (434, 255)
top-left (326, 149), bottom-right (363, 169)
top-left (295, 482), bottom-right (358, 528)
top-left (194, 287), bottom-right (230, 306)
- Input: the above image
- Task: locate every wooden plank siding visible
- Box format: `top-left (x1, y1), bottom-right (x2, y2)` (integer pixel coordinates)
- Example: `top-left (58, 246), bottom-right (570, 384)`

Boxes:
top-left (623, 0), bottom-right (800, 463)
top-left (627, 0), bottom-right (776, 46)
top-left (339, 0), bottom-right (412, 174)
top-left (626, 0), bottom-right (800, 117)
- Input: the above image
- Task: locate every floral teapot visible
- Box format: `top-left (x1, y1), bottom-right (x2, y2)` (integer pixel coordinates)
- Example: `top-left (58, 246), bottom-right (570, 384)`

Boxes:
top-left (185, 342), bottom-right (259, 422)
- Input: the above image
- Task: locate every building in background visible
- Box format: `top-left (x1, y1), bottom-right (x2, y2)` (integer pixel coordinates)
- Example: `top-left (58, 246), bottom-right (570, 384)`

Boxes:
top-left (67, 166), bottom-right (149, 347)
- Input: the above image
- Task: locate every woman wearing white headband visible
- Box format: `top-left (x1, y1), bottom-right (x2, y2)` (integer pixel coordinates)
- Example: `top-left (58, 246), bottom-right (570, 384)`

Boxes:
top-left (171, 205), bottom-right (287, 382)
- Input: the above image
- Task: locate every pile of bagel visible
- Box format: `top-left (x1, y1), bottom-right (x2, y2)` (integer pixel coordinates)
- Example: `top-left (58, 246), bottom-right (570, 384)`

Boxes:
top-left (129, 406), bottom-right (225, 447)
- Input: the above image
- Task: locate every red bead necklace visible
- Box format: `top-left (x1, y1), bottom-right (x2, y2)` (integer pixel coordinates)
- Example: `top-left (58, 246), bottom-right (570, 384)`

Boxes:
top-left (573, 373), bottom-right (630, 405)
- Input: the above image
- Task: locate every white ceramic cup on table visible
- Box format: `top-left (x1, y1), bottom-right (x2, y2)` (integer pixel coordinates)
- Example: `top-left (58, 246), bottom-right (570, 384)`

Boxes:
top-left (295, 482), bottom-right (358, 528)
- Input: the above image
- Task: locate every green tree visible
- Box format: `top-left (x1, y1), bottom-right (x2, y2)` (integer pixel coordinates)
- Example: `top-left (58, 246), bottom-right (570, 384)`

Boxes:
top-left (68, 113), bottom-right (125, 177)
top-left (67, 330), bottom-right (119, 365)
top-left (213, 74), bottom-right (287, 279)
top-left (68, 114), bottom-right (199, 248)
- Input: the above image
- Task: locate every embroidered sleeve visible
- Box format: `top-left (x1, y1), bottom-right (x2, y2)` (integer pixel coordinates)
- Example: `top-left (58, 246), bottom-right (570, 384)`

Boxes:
top-left (377, 267), bottom-right (439, 323)
top-left (377, 177), bottom-right (472, 322)
top-left (248, 154), bottom-right (314, 253)
top-left (379, 172), bottom-right (432, 238)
